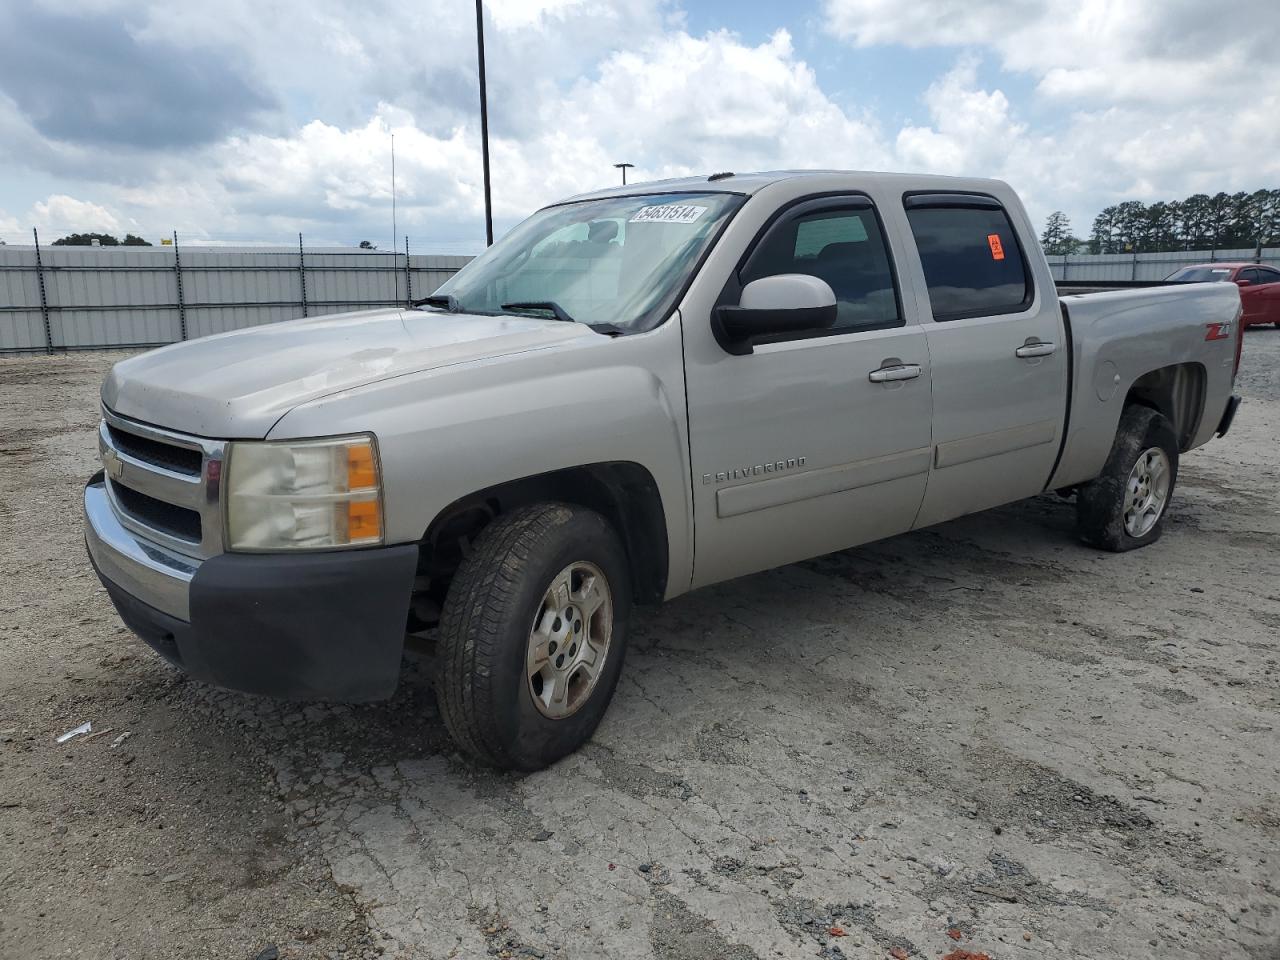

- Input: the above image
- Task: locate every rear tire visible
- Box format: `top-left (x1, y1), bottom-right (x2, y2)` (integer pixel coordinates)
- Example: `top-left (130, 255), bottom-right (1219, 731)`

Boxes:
top-left (435, 502), bottom-right (631, 771)
top-left (1076, 405), bottom-right (1179, 552)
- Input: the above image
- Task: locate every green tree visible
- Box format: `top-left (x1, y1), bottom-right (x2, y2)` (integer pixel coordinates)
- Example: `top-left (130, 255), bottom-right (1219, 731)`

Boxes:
top-left (1089, 206), bottom-right (1117, 254)
top-left (358, 240), bottom-right (377, 249)
top-left (1111, 200), bottom-right (1148, 253)
top-left (1257, 189), bottom-right (1280, 246)
top-left (52, 232), bottom-right (120, 246)
top-left (1205, 192), bottom-right (1235, 248)
top-left (1145, 201), bottom-right (1179, 252)
top-left (122, 234), bottom-right (152, 246)
top-left (1040, 211), bottom-right (1079, 255)
top-left (1179, 194), bottom-right (1212, 249)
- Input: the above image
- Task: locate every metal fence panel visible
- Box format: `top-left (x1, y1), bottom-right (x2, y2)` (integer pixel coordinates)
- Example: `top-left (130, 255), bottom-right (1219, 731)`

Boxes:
top-left (0, 246), bottom-right (45, 351)
top-left (1047, 247), bottom-right (1280, 281)
top-left (14, 242), bottom-right (1275, 355)
top-left (0, 245), bottom-right (471, 354)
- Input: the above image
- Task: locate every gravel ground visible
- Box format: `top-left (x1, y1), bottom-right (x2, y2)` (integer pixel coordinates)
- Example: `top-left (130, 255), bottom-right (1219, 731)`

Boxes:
top-left (1, 332), bottom-right (1278, 960)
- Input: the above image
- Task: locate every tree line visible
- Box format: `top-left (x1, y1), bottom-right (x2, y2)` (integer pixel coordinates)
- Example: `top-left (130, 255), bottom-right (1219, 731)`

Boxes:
top-left (1041, 188), bottom-right (1280, 256)
top-left (52, 232), bottom-right (152, 246)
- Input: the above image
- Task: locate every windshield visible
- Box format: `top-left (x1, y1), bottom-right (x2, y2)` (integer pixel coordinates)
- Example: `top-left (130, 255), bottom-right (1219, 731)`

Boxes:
top-left (1165, 266), bottom-right (1235, 282)
top-left (428, 192), bottom-right (743, 333)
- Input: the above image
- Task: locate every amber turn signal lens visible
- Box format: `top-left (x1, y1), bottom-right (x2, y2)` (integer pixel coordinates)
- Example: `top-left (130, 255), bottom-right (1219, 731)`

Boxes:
top-left (346, 499), bottom-right (382, 542)
top-left (347, 443), bottom-right (378, 491)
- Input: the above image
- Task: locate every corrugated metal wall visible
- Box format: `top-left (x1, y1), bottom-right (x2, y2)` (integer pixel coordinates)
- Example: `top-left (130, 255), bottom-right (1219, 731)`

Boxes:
top-left (3, 243), bottom-right (1278, 353)
top-left (1046, 248), bottom-right (1280, 282)
top-left (0, 245), bottom-right (468, 353)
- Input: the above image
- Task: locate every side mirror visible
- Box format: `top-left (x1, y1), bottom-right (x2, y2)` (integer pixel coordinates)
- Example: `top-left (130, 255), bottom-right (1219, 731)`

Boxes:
top-left (1235, 278), bottom-right (1252, 287)
top-left (712, 274), bottom-right (837, 355)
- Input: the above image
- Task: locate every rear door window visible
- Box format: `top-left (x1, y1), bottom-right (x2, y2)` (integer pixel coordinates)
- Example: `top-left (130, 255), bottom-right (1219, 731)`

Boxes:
top-left (1257, 267), bottom-right (1280, 285)
top-left (904, 200), bottom-right (1031, 321)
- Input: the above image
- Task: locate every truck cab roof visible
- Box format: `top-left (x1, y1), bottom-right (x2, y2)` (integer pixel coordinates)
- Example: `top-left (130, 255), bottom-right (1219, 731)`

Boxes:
top-left (557, 169), bottom-right (1013, 205)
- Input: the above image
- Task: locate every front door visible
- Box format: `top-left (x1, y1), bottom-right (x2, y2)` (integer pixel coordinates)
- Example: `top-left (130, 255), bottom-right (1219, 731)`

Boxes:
top-left (682, 194), bottom-right (933, 588)
top-left (1238, 267), bottom-right (1266, 325)
top-left (899, 192), bottom-right (1069, 528)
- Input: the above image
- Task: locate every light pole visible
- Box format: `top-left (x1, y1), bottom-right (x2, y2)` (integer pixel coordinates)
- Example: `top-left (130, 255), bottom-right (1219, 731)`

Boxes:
top-left (614, 162), bottom-right (634, 185)
top-left (475, 0), bottom-right (494, 246)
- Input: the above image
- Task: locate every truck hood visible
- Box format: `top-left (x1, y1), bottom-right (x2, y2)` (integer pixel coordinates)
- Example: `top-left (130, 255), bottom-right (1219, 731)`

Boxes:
top-left (102, 308), bottom-right (596, 438)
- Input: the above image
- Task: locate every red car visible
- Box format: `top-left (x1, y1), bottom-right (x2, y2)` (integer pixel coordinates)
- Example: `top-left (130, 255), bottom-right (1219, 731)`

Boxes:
top-left (1166, 262), bottom-right (1280, 328)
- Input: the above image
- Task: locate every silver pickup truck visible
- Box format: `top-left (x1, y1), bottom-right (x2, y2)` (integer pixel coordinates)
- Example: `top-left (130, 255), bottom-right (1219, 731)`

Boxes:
top-left (85, 171), bottom-right (1242, 769)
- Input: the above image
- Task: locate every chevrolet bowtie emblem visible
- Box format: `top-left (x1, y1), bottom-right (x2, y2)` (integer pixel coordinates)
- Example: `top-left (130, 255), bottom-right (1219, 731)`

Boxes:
top-left (103, 448), bottom-right (125, 480)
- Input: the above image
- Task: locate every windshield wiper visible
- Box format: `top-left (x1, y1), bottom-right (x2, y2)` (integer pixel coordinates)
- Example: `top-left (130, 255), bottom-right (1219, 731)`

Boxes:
top-left (501, 301), bottom-right (625, 336)
top-left (501, 300), bottom-right (576, 324)
top-left (413, 293), bottom-right (460, 312)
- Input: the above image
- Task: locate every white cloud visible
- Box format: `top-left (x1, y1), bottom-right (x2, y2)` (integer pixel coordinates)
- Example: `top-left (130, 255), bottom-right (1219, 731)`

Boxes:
top-left (824, 0), bottom-right (1280, 231)
top-left (5, 26), bottom-right (899, 247)
top-left (824, 0), bottom-right (1277, 106)
top-left (1, 0), bottom-right (1275, 249)
top-left (0, 209), bottom-right (20, 240)
top-left (30, 194), bottom-right (124, 235)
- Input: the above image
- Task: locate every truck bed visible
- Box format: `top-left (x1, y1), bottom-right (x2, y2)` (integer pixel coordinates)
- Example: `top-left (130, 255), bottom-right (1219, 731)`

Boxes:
top-left (1049, 281), bottom-right (1240, 490)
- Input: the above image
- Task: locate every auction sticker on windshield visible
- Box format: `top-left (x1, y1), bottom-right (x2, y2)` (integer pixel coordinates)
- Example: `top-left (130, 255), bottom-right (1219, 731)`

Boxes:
top-left (630, 204), bottom-right (708, 225)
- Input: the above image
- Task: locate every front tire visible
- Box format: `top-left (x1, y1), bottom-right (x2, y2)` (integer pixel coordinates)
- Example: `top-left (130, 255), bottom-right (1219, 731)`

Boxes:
top-left (1076, 405), bottom-right (1179, 552)
top-left (436, 503), bottom-right (631, 770)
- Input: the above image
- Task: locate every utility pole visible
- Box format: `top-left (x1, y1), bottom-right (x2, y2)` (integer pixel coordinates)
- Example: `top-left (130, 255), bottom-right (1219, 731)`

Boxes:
top-left (391, 132), bottom-right (397, 253)
top-left (475, 0), bottom-right (494, 246)
top-left (614, 162), bottom-right (634, 185)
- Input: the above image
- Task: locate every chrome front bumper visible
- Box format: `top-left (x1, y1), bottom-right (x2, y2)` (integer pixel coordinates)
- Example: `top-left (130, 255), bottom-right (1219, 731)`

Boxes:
top-left (85, 477), bottom-right (198, 621)
top-left (86, 471), bottom-right (419, 701)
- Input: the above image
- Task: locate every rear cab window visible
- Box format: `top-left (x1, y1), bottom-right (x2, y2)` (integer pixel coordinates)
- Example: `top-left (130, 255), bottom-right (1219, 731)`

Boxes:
top-left (903, 195), bottom-right (1032, 321)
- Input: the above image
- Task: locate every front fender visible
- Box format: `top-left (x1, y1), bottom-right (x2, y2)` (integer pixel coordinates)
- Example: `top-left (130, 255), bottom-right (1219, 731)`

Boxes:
top-left (267, 324), bottom-right (694, 597)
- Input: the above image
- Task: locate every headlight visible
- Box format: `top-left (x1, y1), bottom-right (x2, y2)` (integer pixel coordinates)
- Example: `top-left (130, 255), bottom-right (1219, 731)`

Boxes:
top-left (225, 435), bottom-right (383, 551)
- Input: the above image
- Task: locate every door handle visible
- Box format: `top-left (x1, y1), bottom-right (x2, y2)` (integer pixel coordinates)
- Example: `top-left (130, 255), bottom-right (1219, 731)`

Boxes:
top-left (1015, 340), bottom-right (1057, 359)
top-left (868, 363), bottom-right (922, 383)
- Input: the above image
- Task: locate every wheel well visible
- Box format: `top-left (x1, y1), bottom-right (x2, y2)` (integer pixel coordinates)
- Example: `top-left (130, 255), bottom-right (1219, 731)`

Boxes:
top-left (1123, 363), bottom-right (1206, 451)
top-left (413, 463), bottom-right (669, 627)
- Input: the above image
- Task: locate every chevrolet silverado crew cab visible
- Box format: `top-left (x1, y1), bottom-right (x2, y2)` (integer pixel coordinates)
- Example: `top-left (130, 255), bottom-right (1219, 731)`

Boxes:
top-left (85, 171), bottom-right (1243, 770)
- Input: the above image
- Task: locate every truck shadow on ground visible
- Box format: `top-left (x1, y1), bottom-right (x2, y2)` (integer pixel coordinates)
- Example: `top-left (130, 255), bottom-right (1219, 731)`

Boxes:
top-left (186, 491), bottom-right (1088, 779)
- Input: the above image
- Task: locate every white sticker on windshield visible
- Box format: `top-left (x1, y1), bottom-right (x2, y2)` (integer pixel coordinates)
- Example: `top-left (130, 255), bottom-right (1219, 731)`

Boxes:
top-left (630, 204), bottom-right (708, 225)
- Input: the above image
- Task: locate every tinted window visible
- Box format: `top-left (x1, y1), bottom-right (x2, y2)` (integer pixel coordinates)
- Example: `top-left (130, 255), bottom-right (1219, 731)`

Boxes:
top-left (1257, 267), bottom-right (1280, 285)
top-left (741, 206), bottom-right (899, 332)
top-left (1239, 268), bottom-right (1261, 284)
top-left (1166, 266), bottom-right (1235, 282)
top-left (905, 203), bottom-right (1030, 320)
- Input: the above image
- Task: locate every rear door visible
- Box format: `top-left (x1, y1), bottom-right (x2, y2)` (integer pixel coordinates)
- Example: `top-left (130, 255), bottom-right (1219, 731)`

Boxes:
top-left (1256, 267), bottom-right (1280, 324)
top-left (899, 193), bottom-right (1068, 528)
top-left (682, 193), bottom-right (933, 587)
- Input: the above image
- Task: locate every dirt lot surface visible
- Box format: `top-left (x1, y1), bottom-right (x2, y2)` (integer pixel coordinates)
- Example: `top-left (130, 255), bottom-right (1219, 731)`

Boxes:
top-left (2, 333), bottom-right (1278, 960)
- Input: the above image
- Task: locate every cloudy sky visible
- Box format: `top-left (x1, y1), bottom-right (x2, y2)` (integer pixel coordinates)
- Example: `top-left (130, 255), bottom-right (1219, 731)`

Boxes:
top-left (0, 0), bottom-right (1275, 252)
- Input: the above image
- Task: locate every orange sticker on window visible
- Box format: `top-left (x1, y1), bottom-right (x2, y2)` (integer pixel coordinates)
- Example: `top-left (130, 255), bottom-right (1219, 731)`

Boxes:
top-left (987, 233), bottom-right (1005, 260)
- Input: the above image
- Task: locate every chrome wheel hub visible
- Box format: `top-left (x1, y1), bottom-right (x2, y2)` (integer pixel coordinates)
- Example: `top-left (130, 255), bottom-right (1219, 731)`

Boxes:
top-left (526, 561), bottom-right (613, 719)
top-left (1123, 446), bottom-right (1171, 538)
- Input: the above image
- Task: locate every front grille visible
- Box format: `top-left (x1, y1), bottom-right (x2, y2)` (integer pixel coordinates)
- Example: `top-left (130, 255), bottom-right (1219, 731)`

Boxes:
top-left (106, 424), bottom-right (202, 475)
top-left (100, 409), bottom-right (225, 558)
top-left (111, 481), bottom-right (203, 543)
